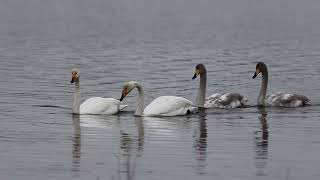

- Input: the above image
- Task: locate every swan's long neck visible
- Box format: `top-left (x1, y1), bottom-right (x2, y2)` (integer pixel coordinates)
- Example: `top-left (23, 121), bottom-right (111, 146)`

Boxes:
top-left (73, 78), bottom-right (81, 114)
top-left (258, 68), bottom-right (268, 106)
top-left (134, 82), bottom-right (144, 116)
top-left (197, 72), bottom-right (207, 107)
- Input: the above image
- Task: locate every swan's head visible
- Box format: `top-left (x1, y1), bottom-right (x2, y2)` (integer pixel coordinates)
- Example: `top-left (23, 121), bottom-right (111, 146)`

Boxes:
top-left (192, 64), bottom-right (206, 79)
top-left (120, 81), bottom-right (136, 101)
top-left (253, 62), bottom-right (266, 79)
top-left (71, 68), bottom-right (80, 83)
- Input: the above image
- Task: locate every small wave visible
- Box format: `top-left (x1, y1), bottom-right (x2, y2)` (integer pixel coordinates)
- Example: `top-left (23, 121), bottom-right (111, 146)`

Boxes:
top-left (32, 105), bottom-right (69, 110)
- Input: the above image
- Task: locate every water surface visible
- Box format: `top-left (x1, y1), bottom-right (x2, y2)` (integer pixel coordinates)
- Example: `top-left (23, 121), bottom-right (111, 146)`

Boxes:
top-left (0, 0), bottom-right (320, 179)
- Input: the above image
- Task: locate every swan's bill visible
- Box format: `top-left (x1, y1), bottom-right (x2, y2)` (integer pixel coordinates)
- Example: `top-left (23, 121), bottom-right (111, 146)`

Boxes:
top-left (120, 82), bottom-right (136, 101)
top-left (192, 69), bottom-right (200, 79)
top-left (120, 89), bottom-right (127, 101)
top-left (252, 72), bottom-right (257, 79)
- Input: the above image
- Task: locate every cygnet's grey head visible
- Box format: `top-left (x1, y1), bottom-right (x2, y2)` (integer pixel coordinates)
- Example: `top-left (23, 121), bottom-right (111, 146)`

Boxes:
top-left (253, 62), bottom-right (267, 79)
top-left (192, 64), bottom-right (206, 79)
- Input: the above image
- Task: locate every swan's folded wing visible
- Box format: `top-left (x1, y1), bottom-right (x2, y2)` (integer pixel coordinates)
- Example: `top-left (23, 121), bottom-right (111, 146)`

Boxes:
top-left (205, 93), bottom-right (221, 101)
top-left (80, 97), bottom-right (125, 115)
top-left (119, 104), bottom-right (128, 111)
top-left (144, 96), bottom-right (194, 116)
top-left (205, 92), bottom-right (247, 108)
top-left (266, 92), bottom-right (309, 107)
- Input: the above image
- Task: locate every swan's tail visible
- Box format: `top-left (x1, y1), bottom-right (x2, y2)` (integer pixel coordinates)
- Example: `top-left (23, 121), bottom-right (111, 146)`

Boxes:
top-left (119, 104), bottom-right (128, 111)
top-left (241, 97), bottom-right (248, 105)
top-left (188, 106), bottom-right (198, 114)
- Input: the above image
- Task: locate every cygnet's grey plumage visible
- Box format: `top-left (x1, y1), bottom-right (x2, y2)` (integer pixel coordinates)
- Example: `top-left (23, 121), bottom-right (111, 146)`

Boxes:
top-left (253, 62), bottom-right (309, 107)
top-left (193, 64), bottom-right (247, 108)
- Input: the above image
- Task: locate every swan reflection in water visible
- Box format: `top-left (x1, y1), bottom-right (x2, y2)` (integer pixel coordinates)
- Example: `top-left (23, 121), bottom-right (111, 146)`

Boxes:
top-left (72, 114), bottom-right (144, 180)
top-left (116, 116), bottom-right (145, 180)
top-left (116, 115), bottom-right (193, 180)
top-left (143, 115), bottom-right (192, 136)
top-left (72, 114), bottom-right (81, 176)
top-left (79, 114), bottom-right (120, 129)
top-left (254, 107), bottom-right (269, 176)
top-left (193, 108), bottom-right (208, 175)
top-left (72, 114), bottom-right (122, 178)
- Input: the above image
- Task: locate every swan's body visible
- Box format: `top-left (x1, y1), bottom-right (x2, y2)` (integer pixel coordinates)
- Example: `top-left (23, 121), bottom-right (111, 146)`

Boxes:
top-left (204, 93), bottom-right (247, 108)
top-left (144, 96), bottom-right (194, 116)
top-left (253, 62), bottom-right (309, 107)
top-left (120, 81), bottom-right (196, 116)
top-left (192, 64), bottom-right (247, 108)
top-left (264, 92), bottom-right (309, 107)
top-left (80, 97), bottom-right (127, 115)
top-left (71, 68), bottom-right (127, 115)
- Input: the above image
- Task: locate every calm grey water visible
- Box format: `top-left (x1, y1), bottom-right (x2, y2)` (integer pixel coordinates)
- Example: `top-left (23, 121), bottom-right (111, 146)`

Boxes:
top-left (0, 0), bottom-right (320, 179)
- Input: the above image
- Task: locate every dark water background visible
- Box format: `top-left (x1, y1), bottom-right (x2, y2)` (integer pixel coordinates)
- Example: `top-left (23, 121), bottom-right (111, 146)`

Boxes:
top-left (0, 0), bottom-right (320, 179)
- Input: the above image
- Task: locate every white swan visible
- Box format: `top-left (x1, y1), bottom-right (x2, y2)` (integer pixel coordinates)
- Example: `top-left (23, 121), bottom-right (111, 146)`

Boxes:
top-left (192, 64), bottom-right (247, 108)
top-left (119, 81), bottom-right (197, 116)
top-left (70, 68), bottom-right (127, 114)
top-left (252, 62), bottom-right (309, 107)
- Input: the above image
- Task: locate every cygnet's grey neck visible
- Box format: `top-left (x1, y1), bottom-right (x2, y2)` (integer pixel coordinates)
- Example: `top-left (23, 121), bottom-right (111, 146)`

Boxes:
top-left (258, 67), bottom-right (268, 106)
top-left (196, 71), bottom-right (207, 107)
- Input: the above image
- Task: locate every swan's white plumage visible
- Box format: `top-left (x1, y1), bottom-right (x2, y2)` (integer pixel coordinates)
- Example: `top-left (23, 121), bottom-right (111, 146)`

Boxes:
top-left (71, 68), bottom-right (127, 115)
top-left (120, 81), bottom-right (196, 116)
top-left (204, 93), bottom-right (247, 108)
top-left (265, 92), bottom-right (309, 107)
top-left (80, 97), bottom-right (127, 115)
top-left (143, 96), bottom-right (196, 116)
